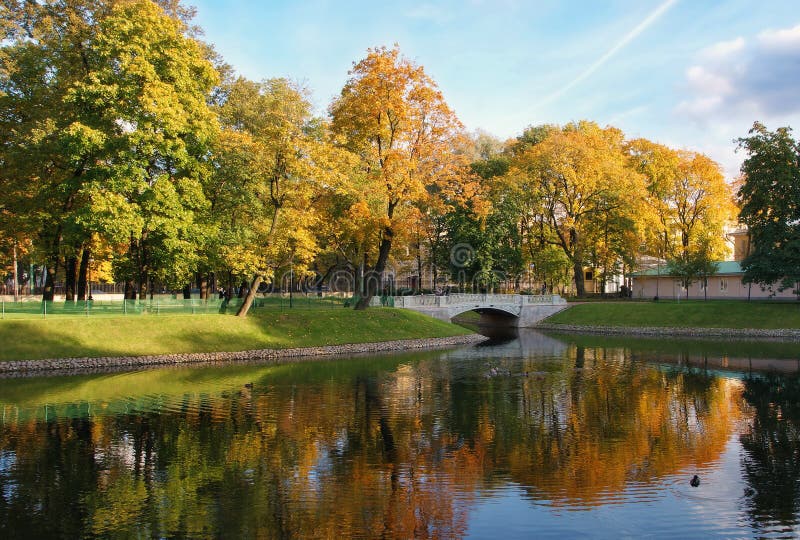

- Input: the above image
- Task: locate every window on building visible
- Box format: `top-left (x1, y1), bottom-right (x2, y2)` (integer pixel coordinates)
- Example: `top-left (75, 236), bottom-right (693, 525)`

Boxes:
top-left (585, 271), bottom-right (594, 281)
top-left (699, 278), bottom-right (707, 291)
top-left (720, 278), bottom-right (728, 291)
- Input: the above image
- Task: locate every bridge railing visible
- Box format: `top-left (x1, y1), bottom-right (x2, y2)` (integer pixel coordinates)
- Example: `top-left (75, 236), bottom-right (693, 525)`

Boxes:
top-left (390, 293), bottom-right (565, 308)
top-left (524, 294), bottom-right (566, 305)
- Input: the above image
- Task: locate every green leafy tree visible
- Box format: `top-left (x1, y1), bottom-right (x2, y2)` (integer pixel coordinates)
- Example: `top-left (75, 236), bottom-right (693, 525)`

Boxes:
top-left (75, 0), bottom-right (219, 299)
top-left (737, 122), bottom-right (800, 294)
top-left (0, 0), bottom-right (219, 301)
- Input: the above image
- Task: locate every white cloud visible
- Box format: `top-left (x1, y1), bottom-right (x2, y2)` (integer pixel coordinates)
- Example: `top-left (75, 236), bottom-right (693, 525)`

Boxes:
top-left (685, 65), bottom-right (733, 95)
top-left (699, 37), bottom-right (745, 61)
top-left (677, 22), bottom-right (800, 122)
top-left (757, 23), bottom-right (800, 52)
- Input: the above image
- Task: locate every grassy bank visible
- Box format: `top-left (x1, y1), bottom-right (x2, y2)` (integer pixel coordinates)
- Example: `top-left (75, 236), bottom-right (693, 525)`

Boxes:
top-left (544, 300), bottom-right (800, 329)
top-left (0, 308), bottom-right (471, 362)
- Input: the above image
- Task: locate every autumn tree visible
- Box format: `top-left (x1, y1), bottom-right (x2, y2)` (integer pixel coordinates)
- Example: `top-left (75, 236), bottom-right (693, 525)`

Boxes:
top-left (506, 121), bottom-right (646, 296)
top-left (210, 77), bottom-right (345, 316)
top-left (330, 46), bottom-right (467, 308)
top-left (629, 139), bottom-right (734, 294)
top-left (737, 122), bottom-right (800, 293)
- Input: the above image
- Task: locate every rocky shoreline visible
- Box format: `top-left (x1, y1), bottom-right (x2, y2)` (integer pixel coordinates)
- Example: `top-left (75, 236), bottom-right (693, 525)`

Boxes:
top-left (535, 323), bottom-right (800, 340)
top-left (0, 334), bottom-right (486, 375)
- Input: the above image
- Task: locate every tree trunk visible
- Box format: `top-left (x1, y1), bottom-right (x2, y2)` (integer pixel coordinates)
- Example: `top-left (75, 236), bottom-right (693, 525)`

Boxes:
top-left (572, 260), bottom-right (586, 297)
top-left (77, 248), bottom-right (90, 301)
top-left (236, 274), bottom-right (263, 317)
top-left (12, 241), bottom-right (19, 302)
top-left (135, 233), bottom-right (149, 302)
top-left (65, 255), bottom-right (78, 302)
top-left (124, 280), bottom-right (137, 300)
top-left (416, 240), bottom-right (423, 294)
top-left (43, 263), bottom-right (57, 302)
top-left (226, 271), bottom-right (235, 300)
top-left (355, 225), bottom-right (393, 310)
top-left (199, 272), bottom-right (209, 300)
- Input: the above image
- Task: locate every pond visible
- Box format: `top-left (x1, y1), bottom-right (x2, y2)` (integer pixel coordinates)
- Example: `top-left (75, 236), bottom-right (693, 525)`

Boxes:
top-left (1, 330), bottom-right (799, 538)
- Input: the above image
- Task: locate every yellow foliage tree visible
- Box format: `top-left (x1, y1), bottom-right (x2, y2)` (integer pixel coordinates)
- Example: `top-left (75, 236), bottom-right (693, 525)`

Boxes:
top-left (209, 77), bottom-right (346, 316)
top-left (629, 139), bottom-right (735, 295)
top-left (507, 122), bottom-right (647, 296)
top-left (330, 45), bottom-right (468, 308)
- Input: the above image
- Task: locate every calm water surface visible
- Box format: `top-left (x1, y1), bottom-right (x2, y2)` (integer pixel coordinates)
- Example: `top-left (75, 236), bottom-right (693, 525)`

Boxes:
top-left (1, 330), bottom-right (799, 539)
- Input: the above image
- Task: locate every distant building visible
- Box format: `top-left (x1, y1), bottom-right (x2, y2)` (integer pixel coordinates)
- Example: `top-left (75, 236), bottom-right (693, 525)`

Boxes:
top-left (582, 267), bottom-right (624, 295)
top-left (632, 223), bottom-right (800, 300)
top-left (631, 261), bottom-right (799, 300)
top-left (632, 225), bottom-right (798, 302)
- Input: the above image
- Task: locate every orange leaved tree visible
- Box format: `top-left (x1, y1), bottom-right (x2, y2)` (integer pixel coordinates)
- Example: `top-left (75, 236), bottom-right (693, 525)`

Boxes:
top-left (330, 45), bottom-right (466, 309)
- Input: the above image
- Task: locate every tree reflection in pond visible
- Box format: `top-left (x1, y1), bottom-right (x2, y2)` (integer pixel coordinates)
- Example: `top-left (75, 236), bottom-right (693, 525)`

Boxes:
top-left (740, 374), bottom-right (800, 535)
top-left (0, 336), bottom-right (797, 538)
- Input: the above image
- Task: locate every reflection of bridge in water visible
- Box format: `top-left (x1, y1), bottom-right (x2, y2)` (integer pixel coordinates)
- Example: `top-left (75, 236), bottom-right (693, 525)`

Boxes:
top-left (384, 294), bottom-right (569, 328)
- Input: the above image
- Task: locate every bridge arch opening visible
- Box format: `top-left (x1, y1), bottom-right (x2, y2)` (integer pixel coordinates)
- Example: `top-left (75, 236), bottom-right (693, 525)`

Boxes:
top-left (451, 307), bottom-right (519, 325)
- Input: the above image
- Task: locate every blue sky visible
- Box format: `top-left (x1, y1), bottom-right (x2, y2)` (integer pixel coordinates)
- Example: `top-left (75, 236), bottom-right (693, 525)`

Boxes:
top-left (191, 0), bottom-right (800, 178)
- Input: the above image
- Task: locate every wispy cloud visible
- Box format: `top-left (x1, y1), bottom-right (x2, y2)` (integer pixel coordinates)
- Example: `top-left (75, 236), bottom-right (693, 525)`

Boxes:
top-left (536, 0), bottom-right (678, 108)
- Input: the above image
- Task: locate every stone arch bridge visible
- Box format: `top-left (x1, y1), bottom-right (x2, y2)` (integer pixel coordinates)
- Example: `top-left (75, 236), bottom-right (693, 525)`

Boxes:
top-left (376, 294), bottom-right (569, 327)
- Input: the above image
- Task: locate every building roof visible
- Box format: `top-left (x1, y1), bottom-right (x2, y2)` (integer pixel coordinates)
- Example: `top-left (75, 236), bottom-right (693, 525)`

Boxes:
top-left (631, 261), bottom-right (743, 277)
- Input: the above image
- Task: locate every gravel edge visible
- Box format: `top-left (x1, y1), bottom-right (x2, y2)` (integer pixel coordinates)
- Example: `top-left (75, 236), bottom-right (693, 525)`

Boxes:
top-left (0, 334), bottom-right (486, 374)
top-left (535, 323), bottom-right (800, 340)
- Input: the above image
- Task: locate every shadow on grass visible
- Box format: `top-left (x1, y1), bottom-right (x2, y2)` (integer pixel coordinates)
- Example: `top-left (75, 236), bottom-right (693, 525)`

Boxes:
top-left (0, 321), bottom-right (112, 361)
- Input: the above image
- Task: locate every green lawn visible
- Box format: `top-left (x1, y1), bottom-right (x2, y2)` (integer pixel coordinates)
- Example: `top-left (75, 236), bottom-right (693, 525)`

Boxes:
top-left (543, 300), bottom-right (800, 329)
top-left (0, 308), bottom-right (471, 362)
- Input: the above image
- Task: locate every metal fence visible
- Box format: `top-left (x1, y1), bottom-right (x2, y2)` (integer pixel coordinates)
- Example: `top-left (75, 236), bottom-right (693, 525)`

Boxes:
top-left (0, 294), bottom-right (348, 319)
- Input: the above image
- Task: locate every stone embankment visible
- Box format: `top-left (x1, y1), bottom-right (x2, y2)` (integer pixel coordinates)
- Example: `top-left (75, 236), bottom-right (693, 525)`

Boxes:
top-left (0, 334), bottom-right (485, 374)
top-left (536, 323), bottom-right (800, 340)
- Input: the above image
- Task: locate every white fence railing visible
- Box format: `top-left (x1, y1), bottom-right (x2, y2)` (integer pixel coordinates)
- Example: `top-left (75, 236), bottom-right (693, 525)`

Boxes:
top-left (391, 294), bottom-right (565, 308)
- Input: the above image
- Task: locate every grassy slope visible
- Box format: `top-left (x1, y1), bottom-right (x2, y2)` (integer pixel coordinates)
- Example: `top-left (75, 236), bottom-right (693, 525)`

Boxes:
top-left (544, 300), bottom-right (800, 329)
top-left (0, 308), bottom-right (471, 362)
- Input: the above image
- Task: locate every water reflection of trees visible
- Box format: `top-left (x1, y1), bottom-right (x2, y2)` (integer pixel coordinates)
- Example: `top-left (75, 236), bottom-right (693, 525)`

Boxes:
top-left (740, 374), bottom-right (800, 534)
top-left (0, 348), bottom-right (743, 538)
top-left (459, 346), bottom-right (740, 504)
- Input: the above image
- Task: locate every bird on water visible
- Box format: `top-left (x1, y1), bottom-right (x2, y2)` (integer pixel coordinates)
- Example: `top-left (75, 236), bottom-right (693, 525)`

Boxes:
top-left (690, 475), bottom-right (700, 487)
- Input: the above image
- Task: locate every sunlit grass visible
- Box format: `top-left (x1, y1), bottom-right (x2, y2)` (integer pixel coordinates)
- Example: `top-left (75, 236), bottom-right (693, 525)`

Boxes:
top-left (544, 300), bottom-right (800, 329)
top-left (0, 308), bottom-right (471, 361)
